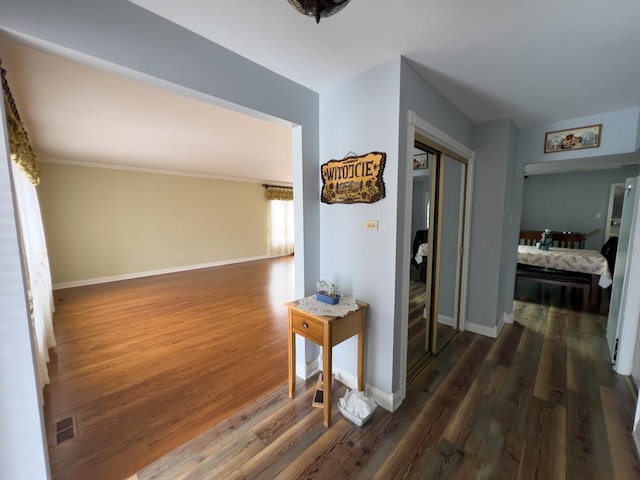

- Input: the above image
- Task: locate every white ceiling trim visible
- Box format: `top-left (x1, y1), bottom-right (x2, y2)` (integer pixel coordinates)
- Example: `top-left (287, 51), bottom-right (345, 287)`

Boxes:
top-left (37, 157), bottom-right (293, 186)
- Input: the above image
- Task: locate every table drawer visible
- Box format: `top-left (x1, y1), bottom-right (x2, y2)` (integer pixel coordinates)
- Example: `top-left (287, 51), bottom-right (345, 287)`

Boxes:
top-left (291, 313), bottom-right (324, 343)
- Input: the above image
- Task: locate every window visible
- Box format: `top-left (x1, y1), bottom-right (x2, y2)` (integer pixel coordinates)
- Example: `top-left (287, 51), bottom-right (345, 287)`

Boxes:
top-left (268, 199), bottom-right (294, 256)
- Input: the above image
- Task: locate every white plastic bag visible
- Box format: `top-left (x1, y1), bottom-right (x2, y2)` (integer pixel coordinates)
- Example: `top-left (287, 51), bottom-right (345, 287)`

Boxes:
top-left (338, 390), bottom-right (377, 426)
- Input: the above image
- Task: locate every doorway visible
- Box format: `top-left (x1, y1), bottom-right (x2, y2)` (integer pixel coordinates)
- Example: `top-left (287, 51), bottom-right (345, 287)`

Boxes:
top-left (407, 144), bottom-right (433, 379)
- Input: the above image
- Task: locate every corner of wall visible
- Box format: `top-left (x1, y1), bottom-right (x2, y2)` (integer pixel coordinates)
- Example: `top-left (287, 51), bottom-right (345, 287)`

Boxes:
top-left (296, 355), bottom-right (321, 380)
top-left (464, 321), bottom-right (499, 338)
top-left (635, 108), bottom-right (640, 151)
top-left (465, 310), bottom-right (511, 339)
top-left (332, 365), bottom-right (403, 413)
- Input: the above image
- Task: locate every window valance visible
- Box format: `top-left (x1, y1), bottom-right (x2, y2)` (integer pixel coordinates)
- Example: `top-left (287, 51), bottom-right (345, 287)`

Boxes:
top-left (1, 60), bottom-right (40, 185)
top-left (264, 184), bottom-right (293, 201)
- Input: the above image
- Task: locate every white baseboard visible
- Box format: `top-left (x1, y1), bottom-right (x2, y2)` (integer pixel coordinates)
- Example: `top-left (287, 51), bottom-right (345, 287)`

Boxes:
top-left (465, 312), bottom-right (511, 339)
top-left (296, 357), bottom-right (321, 380)
top-left (331, 365), bottom-right (357, 391)
top-left (464, 321), bottom-right (499, 338)
top-left (503, 311), bottom-right (514, 324)
top-left (496, 316), bottom-right (505, 337)
top-left (53, 255), bottom-right (279, 290)
top-left (332, 366), bottom-right (400, 412)
top-left (367, 383), bottom-right (403, 412)
top-left (634, 424), bottom-right (640, 461)
top-left (299, 363), bottom-right (401, 413)
top-left (438, 314), bottom-right (455, 327)
top-left (495, 311), bottom-right (513, 337)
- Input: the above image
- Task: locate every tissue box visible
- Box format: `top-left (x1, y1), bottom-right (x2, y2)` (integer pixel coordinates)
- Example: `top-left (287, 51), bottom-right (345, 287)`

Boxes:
top-left (338, 403), bottom-right (375, 427)
top-left (316, 293), bottom-right (340, 305)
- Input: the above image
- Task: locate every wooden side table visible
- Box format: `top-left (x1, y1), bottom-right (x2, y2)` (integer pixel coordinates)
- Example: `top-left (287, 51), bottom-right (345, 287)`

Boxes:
top-left (286, 299), bottom-right (368, 427)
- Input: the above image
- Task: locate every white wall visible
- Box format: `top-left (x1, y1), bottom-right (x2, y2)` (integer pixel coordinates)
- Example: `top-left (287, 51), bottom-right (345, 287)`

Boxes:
top-left (397, 59), bottom-right (474, 392)
top-left (38, 162), bottom-right (272, 286)
top-left (521, 169), bottom-right (632, 250)
top-left (518, 108), bottom-right (640, 166)
top-left (0, 0), bottom-right (322, 295)
top-left (614, 175), bottom-right (640, 376)
top-left (319, 58), bottom-right (402, 396)
top-left (439, 157), bottom-right (464, 319)
top-left (319, 56), bottom-right (477, 401)
top-left (0, 88), bottom-right (50, 480)
top-left (466, 120), bottom-right (513, 330)
top-left (499, 121), bottom-right (521, 323)
top-left (632, 315), bottom-right (640, 388)
top-left (0, 0), bottom-right (323, 474)
top-left (636, 110), bottom-right (640, 151)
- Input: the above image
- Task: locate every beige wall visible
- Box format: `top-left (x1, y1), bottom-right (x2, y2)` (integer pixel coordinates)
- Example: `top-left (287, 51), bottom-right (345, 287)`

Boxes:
top-left (37, 162), bottom-right (271, 285)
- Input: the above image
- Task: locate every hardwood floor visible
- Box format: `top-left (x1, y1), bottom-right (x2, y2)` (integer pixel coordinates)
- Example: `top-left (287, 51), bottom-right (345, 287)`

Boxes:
top-left (134, 284), bottom-right (640, 479)
top-left (407, 279), bottom-right (459, 380)
top-left (407, 279), bottom-right (429, 377)
top-left (44, 256), bottom-right (295, 480)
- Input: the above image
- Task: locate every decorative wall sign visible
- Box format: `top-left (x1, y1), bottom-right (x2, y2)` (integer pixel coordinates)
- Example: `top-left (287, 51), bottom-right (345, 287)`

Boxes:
top-left (544, 124), bottom-right (602, 154)
top-left (321, 152), bottom-right (386, 204)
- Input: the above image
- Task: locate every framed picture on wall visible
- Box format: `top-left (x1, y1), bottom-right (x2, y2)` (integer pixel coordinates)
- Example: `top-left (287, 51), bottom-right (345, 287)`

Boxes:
top-left (544, 124), bottom-right (602, 153)
top-left (413, 153), bottom-right (429, 170)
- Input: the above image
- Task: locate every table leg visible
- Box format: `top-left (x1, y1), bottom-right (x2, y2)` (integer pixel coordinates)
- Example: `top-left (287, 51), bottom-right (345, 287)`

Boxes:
top-left (288, 321), bottom-right (295, 399)
top-left (357, 329), bottom-right (364, 392)
top-left (590, 274), bottom-right (599, 311)
top-left (323, 331), bottom-right (332, 427)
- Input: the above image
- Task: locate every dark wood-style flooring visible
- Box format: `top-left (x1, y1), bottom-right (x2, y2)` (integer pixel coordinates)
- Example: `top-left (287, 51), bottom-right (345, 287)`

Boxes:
top-left (46, 257), bottom-right (640, 479)
top-left (44, 256), bottom-right (295, 480)
top-left (134, 281), bottom-right (640, 479)
top-left (407, 279), bottom-right (462, 381)
top-left (407, 279), bottom-right (428, 376)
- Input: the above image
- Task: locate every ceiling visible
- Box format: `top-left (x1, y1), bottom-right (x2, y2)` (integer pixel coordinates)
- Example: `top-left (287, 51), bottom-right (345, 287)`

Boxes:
top-left (2, 1), bottom-right (640, 181)
top-left (0, 34), bottom-right (293, 184)
top-left (130, 0), bottom-right (640, 128)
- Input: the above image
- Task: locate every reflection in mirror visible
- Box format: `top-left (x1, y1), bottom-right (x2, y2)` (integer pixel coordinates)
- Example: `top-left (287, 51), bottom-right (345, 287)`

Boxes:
top-left (407, 145), bottom-right (432, 378)
top-left (407, 142), bottom-right (468, 379)
top-left (605, 183), bottom-right (626, 240)
top-left (433, 155), bottom-right (466, 353)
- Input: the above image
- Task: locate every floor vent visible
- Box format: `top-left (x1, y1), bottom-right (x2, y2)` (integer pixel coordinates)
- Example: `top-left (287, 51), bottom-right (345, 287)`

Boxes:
top-left (53, 416), bottom-right (76, 446)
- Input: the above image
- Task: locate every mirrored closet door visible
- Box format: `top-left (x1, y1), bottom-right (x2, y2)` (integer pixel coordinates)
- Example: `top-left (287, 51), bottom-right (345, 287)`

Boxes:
top-left (431, 153), bottom-right (467, 354)
top-left (407, 144), bottom-right (434, 377)
top-left (407, 141), bottom-right (468, 380)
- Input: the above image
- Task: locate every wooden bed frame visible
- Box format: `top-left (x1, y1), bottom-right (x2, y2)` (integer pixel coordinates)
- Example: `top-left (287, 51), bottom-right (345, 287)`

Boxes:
top-left (517, 230), bottom-right (591, 310)
top-left (519, 230), bottom-right (586, 249)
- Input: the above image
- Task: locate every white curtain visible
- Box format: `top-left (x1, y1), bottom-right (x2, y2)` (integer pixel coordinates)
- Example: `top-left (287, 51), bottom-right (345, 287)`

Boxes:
top-left (11, 160), bottom-right (56, 394)
top-left (268, 199), bottom-right (294, 256)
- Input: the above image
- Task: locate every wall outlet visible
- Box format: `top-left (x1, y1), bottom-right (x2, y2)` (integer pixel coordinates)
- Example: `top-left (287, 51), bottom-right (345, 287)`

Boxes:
top-left (365, 220), bottom-right (378, 230)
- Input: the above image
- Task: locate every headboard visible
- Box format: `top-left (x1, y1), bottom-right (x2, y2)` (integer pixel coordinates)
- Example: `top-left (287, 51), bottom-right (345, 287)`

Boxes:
top-left (519, 231), bottom-right (541, 246)
top-left (519, 230), bottom-right (585, 249)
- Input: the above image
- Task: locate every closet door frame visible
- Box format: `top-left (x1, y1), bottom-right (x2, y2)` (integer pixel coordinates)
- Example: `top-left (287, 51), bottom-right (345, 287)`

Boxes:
top-left (398, 110), bottom-right (475, 403)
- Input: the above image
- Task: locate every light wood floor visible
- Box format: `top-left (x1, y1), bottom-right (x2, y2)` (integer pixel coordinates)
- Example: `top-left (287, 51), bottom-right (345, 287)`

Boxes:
top-left (134, 284), bottom-right (640, 479)
top-left (44, 256), bottom-right (295, 480)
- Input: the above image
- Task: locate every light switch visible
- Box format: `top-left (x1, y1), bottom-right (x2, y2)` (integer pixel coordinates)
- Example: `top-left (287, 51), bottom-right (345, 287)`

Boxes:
top-left (595, 212), bottom-right (601, 219)
top-left (365, 220), bottom-right (378, 230)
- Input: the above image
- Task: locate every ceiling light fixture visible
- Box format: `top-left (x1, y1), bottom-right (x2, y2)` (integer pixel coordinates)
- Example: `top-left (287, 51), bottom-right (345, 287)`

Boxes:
top-left (287, 0), bottom-right (352, 23)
